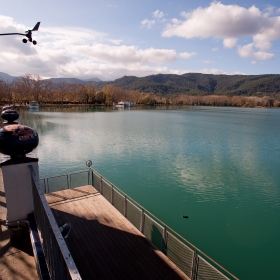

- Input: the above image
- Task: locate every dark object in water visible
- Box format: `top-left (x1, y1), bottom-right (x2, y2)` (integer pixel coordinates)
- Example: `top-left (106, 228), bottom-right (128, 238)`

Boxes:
top-left (0, 124), bottom-right (39, 157)
top-left (182, 215), bottom-right (189, 218)
top-left (1, 109), bottom-right (19, 123)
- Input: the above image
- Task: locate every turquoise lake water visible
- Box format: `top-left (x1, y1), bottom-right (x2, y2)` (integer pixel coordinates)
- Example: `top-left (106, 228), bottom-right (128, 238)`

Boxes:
top-left (18, 106), bottom-right (280, 279)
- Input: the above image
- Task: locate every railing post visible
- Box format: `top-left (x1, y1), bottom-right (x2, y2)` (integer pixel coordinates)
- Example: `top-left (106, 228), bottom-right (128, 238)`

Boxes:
top-left (46, 177), bottom-right (49, 193)
top-left (99, 176), bottom-right (103, 194)
top-left (111, 184), bottom-right (114, 204)
top-left (191, 249), bottom-right (199, 280)
top-left (124, 195), bottom-right (127, 217)
top-left (43, 178), bottom-right (46, 193)
top-left (162, 226), bottom-right (167, 254)
top-left (67, 174), bottom-right (70, 189)
top-left (140, 209), bottom-right (145, 233)
top-left (91, 170), bottom-right (94, 187)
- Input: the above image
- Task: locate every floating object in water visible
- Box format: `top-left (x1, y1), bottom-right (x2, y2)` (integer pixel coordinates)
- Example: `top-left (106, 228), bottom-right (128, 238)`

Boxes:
top-left (182, 215), bottom-right (189, 219)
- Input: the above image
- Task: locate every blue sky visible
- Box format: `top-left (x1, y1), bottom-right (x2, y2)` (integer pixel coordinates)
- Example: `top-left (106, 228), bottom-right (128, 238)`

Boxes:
top-left (1, 0), bottom-right (280, 81)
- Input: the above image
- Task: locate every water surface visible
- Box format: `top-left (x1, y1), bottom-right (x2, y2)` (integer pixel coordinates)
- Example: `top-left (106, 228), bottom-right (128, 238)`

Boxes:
top-left (18, 106), bottom-right (280, 279)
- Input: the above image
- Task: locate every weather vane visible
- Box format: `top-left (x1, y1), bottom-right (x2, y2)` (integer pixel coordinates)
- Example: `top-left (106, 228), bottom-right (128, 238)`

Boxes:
top-left (0, 22), bottom-right (40, 45)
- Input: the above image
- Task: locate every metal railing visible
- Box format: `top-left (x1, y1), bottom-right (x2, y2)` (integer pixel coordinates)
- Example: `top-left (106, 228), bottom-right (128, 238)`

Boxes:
top-left (40, 170), bottom-right (90, 193)
top-left (42, 168), bottom-right (238, 280)
top-left (29, 165), bottom-right (82, 280)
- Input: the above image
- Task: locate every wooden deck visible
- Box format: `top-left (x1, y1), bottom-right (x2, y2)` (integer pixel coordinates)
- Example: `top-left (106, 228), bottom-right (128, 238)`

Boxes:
top-left (45, 186), bottom-right (190, 280)
top-left (0, 169), bottom-right (38, 280)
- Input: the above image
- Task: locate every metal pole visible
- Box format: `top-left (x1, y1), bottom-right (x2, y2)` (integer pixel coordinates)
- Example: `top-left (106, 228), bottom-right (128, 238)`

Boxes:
top-left (162, 226), bottom-right (167, 254)
top-left (124, 195), bottom-right (127, 217)
top-left (100, 177), bottom-right (103, 195)
top-left (91, 169), bottom-right (94, 187)
top-left (140, 209), bottom-right (145, 233)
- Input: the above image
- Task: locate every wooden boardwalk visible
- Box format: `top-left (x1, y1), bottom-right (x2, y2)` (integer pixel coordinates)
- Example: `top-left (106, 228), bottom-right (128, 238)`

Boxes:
top-left (46, 185), bottom-right (190, 280)
top-left (0, 169), bottom-right (38, 280)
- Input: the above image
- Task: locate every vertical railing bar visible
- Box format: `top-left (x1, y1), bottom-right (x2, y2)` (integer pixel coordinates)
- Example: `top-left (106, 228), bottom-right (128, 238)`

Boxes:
top-left (124, 195), bottom-right (127, 217)
top-left (111, 184), bottom-right (114, 204)
top-left (162, 226), bottom-right (167, 254)
top-left (140, 209), bottom-right (145, 233)
top-left (46, 177), bottom-right (49, 193)
top-left (100, 176), bottom-right (103, 195)
top-left (67, 174), bottom-right (70, 189)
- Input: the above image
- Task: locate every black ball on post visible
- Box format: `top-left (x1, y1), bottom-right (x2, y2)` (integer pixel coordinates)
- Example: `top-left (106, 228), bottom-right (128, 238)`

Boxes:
top-left (0, 125), bottom-right (39, 158)
top-left (1, 109), bottom-right (19, 123)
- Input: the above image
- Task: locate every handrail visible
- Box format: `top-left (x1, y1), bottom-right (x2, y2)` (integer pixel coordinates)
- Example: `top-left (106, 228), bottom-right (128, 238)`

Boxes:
top-left (29, 165), bottom-right (81, 280)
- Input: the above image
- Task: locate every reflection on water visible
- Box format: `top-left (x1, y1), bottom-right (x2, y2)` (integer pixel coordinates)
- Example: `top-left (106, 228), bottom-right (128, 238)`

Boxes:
top-left (18, 106), bottom-right (280, 279)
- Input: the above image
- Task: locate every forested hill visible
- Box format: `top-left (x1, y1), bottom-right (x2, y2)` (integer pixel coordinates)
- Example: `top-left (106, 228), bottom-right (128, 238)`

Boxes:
top-left (95, 73), bottom-right (280, 97)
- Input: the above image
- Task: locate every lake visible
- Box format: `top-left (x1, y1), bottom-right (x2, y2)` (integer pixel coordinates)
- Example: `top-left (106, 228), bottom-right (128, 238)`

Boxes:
top-left (18, 105), bottom-right (280, 279)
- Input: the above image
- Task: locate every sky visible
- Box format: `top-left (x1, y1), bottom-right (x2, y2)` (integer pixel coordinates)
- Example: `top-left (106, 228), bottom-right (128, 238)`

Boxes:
top-left (1, 0), bottom-right (280, 81)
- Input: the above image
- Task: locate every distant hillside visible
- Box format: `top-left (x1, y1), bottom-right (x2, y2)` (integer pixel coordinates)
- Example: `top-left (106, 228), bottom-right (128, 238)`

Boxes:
top-left (48, 77), bottom-right (102, 83)
top-left (0, 72), bottom-right (102, 84)
top-left (2, 71), bottom-right (280, 97)
top-left (94, 73), bottom-right (280, 97)
top-left (0, 72), bottom-right (16, 82)
top-left (83, 77), bottom-right (102, 82)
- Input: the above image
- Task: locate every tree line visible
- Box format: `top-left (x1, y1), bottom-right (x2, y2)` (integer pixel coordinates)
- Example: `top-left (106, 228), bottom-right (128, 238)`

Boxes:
top-left (0, 74), bottom-right (279, 108)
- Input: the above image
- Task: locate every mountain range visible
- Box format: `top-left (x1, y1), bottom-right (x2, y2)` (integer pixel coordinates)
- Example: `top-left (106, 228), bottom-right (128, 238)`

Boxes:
top-left (1, 71), bottom-right (280, 97)
top-left (0, 72), bottom-right (102, 84)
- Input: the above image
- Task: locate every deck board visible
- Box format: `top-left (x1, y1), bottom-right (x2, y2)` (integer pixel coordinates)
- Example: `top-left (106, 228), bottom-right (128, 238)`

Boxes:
top-left (46, 186), bottom-right (190, 280)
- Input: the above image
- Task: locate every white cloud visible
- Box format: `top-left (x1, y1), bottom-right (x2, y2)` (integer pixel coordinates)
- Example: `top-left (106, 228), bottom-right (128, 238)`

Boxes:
top-left (237, 43), bottom-right (274, 60)
top-left (162, 2), bottom-right (280, 60)
top-left (71, 44), bottom-right (177, 65)
top-left (141, 19), bottom-right (156, 29)
top-left (212, 47), bottom-right (219, 52)
top-left (152, 10), bottom-right (164, 20)
top-left (198, 68), bottom-right (245, 75)
top-left (251, 60), bottom-right (257, 64)
top-left (253, 51), bottom-right (274, 60)
top-left (223, 38), bottom-right (237, 48)
top-left (179, 52), bottom-right (197, 59)
top-left (163, 2), bottom-right (264, 39)
top-left (0, 15), bottom-right (182, 80)
top-left (141, 10), bottom-right (166, 29)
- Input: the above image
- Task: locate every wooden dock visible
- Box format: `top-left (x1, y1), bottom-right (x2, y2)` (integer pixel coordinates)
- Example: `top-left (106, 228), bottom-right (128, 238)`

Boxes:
top-left (0, 169), bottom-right (38, 280)
top-left (45, 185), bottom-right (190, 280)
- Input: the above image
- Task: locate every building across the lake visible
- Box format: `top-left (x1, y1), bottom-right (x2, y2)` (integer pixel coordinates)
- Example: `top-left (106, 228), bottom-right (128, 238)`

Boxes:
top-left (116, 101), bottom-right (136, 107)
